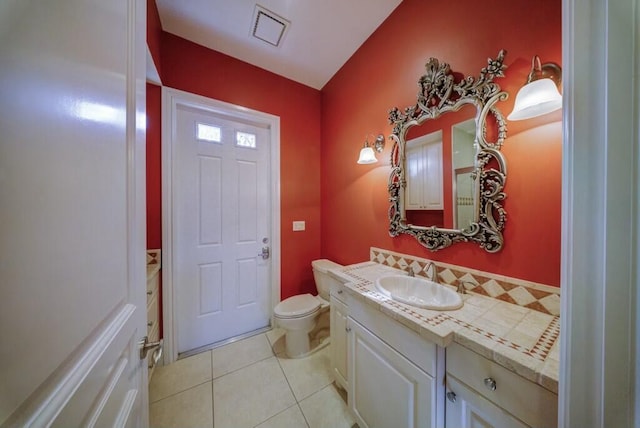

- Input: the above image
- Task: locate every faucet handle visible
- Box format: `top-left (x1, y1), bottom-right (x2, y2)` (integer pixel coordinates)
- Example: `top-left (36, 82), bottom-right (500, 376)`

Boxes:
top-left (424, 261), bottom-right (438, 283)
top-left (456, 280), bottom-right (475, 294)
top-left (406, 267), bottom-right (415, 277)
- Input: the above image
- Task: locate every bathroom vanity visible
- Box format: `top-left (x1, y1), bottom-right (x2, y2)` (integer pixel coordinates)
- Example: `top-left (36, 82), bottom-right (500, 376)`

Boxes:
top-left (329, 280), bottom-right (349, 391)
top-left (146, 249), bottom-right (162, 380)
top-left (329, 261), bottom-right (559, 428)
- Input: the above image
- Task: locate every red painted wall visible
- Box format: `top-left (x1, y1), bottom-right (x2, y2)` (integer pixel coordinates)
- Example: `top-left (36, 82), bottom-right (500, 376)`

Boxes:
top-left (159, 33), bottom-right (323, 299)
top-left (146, 0), bottom-right (162, 77)
top-left (146, 83), bottom-right (162, 249)
top-left (321, 0), bottom-right (562, 286)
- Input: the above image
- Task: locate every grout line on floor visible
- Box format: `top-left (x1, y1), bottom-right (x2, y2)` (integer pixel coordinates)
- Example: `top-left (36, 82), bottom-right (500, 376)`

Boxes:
top-left (149, 379), bottom-right (212, 405)
top-left (273, 350), bottom-right (296, 398)
top-left (211, 352), bottom-right (277, 380)
top-left (249, 403), bottom-right (310, 428)
top-left (296, 403), bottom-right (312, 428)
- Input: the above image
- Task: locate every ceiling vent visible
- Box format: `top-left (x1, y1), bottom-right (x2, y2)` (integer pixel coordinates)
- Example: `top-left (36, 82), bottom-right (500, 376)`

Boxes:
top-left (251, 4), bottom-right (290, 47)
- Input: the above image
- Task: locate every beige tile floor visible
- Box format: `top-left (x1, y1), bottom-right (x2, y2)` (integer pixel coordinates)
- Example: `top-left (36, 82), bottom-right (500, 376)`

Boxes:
top-left (149, 329), bottom-right (356, 428)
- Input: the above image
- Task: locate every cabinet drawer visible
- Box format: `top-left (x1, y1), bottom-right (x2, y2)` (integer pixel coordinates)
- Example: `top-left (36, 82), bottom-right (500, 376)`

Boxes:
top-left (330, 283), bottom-right (347, 304)
top-left (445, 376), bottom-right (528, 428)
top-left (446, 343), bottom-right (557, 428)
top-left (330, 294), bottom-right (348, 322)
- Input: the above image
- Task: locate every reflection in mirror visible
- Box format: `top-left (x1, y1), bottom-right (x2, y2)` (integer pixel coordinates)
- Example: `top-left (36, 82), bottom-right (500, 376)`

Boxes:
top-left (452, 119), bottom-right (477, 229)
top-left (405, 130), bottom-right (444, 227)
top-left (387, 50), bottom-right (508, 252)
top-left (402, 104), bottom-right (478, 230)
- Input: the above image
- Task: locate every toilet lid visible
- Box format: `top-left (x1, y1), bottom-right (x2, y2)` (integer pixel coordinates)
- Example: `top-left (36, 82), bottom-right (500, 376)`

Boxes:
top-left (274, 294), bottom-right (321, 318)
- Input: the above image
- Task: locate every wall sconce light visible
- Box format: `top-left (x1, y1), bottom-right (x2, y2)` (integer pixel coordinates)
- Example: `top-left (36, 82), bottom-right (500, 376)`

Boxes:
top-left (508, 55), bottom-right (562, 121)
top-left (357, 134), bottom-right (385, 164)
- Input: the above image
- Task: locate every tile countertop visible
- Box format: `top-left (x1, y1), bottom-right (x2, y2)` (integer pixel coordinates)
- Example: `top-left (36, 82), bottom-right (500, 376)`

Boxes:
top-left (329, 262), bottom-right (560, 394)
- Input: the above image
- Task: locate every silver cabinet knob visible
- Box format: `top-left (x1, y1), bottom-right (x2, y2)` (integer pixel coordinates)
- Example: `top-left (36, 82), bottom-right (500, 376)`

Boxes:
top-left (345, 327), bottom-right (351, 333)
top-left (446, 391), bottom-right (457, 403)
top-left (484, 377), bottom-right (497, 391)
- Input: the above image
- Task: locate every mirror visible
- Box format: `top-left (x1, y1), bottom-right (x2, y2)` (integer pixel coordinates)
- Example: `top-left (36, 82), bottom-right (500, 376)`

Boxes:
top-left (387, 50), bottom-right (508, 252)
top-left (451, 116), bottom-right (478, 230)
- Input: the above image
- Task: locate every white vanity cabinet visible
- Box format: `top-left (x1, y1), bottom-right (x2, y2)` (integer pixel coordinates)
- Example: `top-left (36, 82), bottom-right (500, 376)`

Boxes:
top-left (445, 343), bottom-right (557, 428)
top-left (347, 295), bottom-right (445, 428)
top-left (405, 132), bottom-right (443, 211)
top-left (330, 285), bottom-right (349, 391)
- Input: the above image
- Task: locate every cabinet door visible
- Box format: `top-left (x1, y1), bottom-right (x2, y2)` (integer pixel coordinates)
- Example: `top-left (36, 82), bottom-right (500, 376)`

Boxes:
top-left (330, 294), bottom-right (349, 390)
top-left (405, 136), bottom-right (443, 210)
top-left (445, 376), bottom-right (529, 428)
top-left (423, 141), bottom-right (443, 209)
top-left (349, 318), bottom-right (437, 428)
top-left (405, 144), bottom-right (427, 210)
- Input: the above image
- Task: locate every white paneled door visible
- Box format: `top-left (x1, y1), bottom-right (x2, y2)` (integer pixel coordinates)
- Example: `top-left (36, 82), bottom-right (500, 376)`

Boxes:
top-left (0, 0), bottom-right (148, 426)
top-left (171, 97), bottom-right (273, 354)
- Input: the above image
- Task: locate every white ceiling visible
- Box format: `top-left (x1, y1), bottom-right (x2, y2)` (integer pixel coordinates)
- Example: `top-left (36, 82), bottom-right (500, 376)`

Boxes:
top-left (155, 0), bottom-right (402, 90)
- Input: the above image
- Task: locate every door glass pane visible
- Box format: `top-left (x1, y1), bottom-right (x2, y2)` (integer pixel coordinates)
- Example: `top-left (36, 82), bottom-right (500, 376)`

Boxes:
top-left (196, 123), bottom-right (221, 142)
top-left (236, 131), bottom-right (256, 148)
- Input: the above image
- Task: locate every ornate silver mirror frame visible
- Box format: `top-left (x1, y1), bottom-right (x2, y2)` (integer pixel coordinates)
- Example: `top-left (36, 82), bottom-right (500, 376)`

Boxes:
top-left (387, 50), bottom-right (509, 252)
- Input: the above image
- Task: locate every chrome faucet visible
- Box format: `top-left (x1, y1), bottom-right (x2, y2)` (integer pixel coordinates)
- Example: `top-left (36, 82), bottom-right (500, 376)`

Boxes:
top-left (456, 280), bottom-right (474, 295)
top-left (406, 266), bottom-right (415, 277)
top-left (425, 261), bottom-right (438, 283)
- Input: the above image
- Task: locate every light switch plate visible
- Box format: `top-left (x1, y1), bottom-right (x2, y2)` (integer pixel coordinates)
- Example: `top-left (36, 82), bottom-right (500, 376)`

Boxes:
top-left (292, 221), bottom-right (305, 231)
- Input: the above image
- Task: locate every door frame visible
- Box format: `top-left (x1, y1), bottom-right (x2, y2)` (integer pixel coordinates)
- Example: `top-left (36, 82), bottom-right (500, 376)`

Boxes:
top-left (161, 87), bottom-right (281, 364)
top-left (560, 0), bottom-right (639, 426)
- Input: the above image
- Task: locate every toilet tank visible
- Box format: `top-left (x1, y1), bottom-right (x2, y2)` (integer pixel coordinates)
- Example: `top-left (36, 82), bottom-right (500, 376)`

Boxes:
top-left (311, 259), bottom-right (343, 301)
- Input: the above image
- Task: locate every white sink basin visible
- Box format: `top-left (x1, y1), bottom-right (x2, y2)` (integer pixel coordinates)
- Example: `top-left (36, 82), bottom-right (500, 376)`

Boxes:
top-left (375, 275), bottom-right (463, 310)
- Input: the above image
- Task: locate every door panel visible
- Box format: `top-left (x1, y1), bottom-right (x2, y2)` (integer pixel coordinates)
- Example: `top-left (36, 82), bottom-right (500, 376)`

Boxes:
top-left (198, 156), bottom-right (223, 244)
top-left (0, 0), bottom-right (147, 425)
top-left (174, 105), bottom-right (271, 353)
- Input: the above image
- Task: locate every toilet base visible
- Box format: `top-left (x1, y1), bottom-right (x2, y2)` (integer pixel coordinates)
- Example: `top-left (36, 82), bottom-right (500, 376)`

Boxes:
top-left (284, 328), bottom-right (313, 358)
top-left (281, 310), bottom-right (330, 359)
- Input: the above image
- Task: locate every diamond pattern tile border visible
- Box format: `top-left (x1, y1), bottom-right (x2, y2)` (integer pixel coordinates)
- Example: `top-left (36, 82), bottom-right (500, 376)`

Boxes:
top-left (340, 266), bottom-right (561, 363)
top-left (369, 247), bottom-right (560, 316)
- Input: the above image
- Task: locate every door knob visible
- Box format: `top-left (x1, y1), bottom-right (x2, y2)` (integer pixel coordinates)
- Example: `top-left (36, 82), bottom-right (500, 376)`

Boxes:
top-left (139, 336), bottom-right (163, 362)
top-left (259, 246), bottom-right (270, 260)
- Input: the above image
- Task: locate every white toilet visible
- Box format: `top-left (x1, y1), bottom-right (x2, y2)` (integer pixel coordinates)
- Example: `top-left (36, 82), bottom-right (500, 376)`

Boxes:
top-left (274, 259), bottom-right (342, 358)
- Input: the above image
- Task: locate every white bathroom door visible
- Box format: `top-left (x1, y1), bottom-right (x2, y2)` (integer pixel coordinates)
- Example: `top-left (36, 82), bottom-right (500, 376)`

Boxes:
top-left (172, 99), bottom-right (272, 353)
top-left (0, 0), bottom-right (148, 426)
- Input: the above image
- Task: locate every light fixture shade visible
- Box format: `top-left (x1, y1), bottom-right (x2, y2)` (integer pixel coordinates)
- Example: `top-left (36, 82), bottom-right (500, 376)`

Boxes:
top-left (357, 146), bottom-right (377, 164)
top-left (507, 78), bottom-right (562, 121)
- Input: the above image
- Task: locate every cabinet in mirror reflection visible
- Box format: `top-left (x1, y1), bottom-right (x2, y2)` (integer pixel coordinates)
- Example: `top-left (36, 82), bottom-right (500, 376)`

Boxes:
top-left (406, 131), bottom-right (443, 211)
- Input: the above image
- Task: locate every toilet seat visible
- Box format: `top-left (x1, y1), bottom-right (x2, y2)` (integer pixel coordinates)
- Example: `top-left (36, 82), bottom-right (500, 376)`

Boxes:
top-left (274, 294), bottom-right (321, 319)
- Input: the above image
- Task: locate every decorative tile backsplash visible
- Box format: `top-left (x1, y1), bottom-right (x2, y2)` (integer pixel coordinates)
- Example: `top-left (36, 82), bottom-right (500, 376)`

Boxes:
top-left (370, 247), bottom-right (560, 316)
